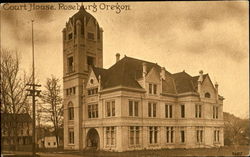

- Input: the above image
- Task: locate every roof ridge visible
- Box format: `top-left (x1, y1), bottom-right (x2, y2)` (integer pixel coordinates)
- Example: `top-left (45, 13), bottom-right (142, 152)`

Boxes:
top-left (125, 56), bottom-right (158, 66)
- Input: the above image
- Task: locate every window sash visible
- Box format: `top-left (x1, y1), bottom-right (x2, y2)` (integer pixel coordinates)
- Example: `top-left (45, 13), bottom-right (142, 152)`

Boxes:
top-left (180, 130), bottom-right (185, 143)
top-left (149, 84), bottom-right (152, 94)
top-left (148, 103), bottom-right (152, 117)
top-left (88, 104), bottom-right (98, 118)
top-left (107, 102), bottom-right (111, 117)
top-left (69, 107), bottom-right (74, 120)
top-left (106, 127), bottom-right (115, 146)
top-left (134, 101), bottom-right (138, 116)
top-left (129, 101), bottom-right (133, 116)
top-left (166, 105), bottom-right (173, 118)
top-left (181, 105), bottom-right (185, 118)
top-left (153, 103), bottom-right (156, 117)
top-left (112, 101), bottom-right (115, 116)
top-left (69, 131), bottom-right (74, 144)
top-left (153, 84), bottom-right (157, 94)
top-left (149, 127), bottom-right (158, 144)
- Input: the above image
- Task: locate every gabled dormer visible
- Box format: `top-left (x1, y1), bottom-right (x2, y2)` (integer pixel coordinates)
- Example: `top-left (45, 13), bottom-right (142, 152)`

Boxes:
top-left (145, 66), bottom-right (161, 95)
top-left (197, 71), bottom-right (217, 100)
top-left (86, 68), bottom-right (100, 96)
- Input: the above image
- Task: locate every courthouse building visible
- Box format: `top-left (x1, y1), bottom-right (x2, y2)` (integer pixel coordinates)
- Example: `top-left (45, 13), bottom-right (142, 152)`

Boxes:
top-left (63, 6), bottom-right (224, 152)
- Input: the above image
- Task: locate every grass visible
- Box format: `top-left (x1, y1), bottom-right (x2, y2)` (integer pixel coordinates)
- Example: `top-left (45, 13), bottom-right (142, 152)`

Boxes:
top-left (74, 145), bottom-right (250, 157)
top-left (2, 145), bottom-right (249, 157)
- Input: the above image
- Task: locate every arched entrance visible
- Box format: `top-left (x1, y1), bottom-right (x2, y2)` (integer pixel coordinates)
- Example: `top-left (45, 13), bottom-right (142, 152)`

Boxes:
top-left (86, 128), bottom-right (99, 149)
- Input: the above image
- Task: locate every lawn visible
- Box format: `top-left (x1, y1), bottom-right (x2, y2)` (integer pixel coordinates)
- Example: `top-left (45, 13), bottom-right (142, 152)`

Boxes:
top-left (2, 145), bottom-right (249, 157)
top-left (48, 145), bottom-right (250, 157)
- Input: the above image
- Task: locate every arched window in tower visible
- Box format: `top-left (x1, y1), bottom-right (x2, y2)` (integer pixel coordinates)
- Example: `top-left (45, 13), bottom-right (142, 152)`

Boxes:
top-left (87, 56), bottom-right (95, 70)
top-left (68, 33), bottom-right (73, 40)
top-left (67, 56), bottom-right (74, 73)
top-left (87, 32), bottom-right (94, 40)
top-left (205, 92), bottom-right (211, 98)
top-left (68, 102), bottom-right (74, 120)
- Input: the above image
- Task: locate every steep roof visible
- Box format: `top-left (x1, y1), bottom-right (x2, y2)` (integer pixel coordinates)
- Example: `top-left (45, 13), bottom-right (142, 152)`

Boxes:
top-left (172, 71), bottom-right (196, 93)
top-left (1, 113), bottom-right (32, 123)
top-left (91, 56), bottom-right (211, 94)
top-left (70, 6), bottom-right (97, 25)
top-left (102, 56), bottom-right (157, 89)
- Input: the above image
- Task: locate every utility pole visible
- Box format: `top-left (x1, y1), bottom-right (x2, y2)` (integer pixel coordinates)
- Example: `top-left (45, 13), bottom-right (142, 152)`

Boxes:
top-left (26, 20), bottom-right (41, 157)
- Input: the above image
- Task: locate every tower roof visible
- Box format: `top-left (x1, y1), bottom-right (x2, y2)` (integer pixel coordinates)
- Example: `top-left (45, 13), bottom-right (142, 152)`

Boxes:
top-left (69, 5), bottom-right (98, 25)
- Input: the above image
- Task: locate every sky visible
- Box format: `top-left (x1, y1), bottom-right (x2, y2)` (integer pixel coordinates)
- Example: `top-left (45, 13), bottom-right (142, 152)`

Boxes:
top-left (1, 2), bottom-right (249, 118)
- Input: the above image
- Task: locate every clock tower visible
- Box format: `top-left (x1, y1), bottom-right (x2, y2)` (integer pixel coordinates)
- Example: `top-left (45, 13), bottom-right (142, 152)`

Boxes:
top-left (62, 6), bottom-right (103, 150)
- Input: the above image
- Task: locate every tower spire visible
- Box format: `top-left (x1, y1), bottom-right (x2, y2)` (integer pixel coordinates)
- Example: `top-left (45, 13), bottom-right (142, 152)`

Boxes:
top-left (80, 3), bottom-right (85, 11)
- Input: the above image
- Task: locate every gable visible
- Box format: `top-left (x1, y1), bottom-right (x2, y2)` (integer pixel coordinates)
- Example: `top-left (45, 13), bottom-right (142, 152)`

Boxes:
top-left (200, 75), bottom-right (216, 99)
top-left (86, 70), bottom-right (99, 89)
top-left (145, 67), bottom-right (161, 84)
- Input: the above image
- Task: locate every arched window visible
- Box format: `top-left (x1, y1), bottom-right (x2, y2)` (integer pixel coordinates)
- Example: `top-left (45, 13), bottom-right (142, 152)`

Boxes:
top-left (68, 102), bottom-right (74, 120)
top-left (205, 92), bottom-right (211, 98)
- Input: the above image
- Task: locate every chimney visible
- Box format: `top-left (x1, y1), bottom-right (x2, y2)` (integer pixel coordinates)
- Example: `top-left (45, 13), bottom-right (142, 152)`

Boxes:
top-left (160, 67), bottom-right (166, 80)
top-left (116, 53), bottom-right (120, 63)
top-left (142, 62), bottom-right (147, 77)
top-left (198, 70), bottom-right (203, 82)
top-left (198, 70), bottom-right (203, 95)
top-left (98, 75), bottom-right (101, 92)
top-left (215, 82), bottom-right (219, 100)
top-left (142, 62), bottom-right (147, 89)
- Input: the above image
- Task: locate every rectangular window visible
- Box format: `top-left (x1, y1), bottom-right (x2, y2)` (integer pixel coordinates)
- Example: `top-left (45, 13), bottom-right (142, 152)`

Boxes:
top-left (196, 127), bottom-right (204, 143)
top-left (106, 101), bottom-right (115, 117)
top-left (129, 101), bottom-right (133, 116)
top-left (216, 107), bottom-right (219, 119)
top-left (148, 103), bottom-right (151, 117)
top-left (69, 129), bottom-right (74, 144)
top-left (195, 104), bottom-right (202, 118)
top-left (88, 88), bottom-right (98, 96)
top-left (129, 126), bottom-right (140, 146)
top-left (165, 104), bottom-right (173, 118)
top-left (148, 102), bottom-right (157, 117)
top-left (87, 32), bottom-right (94, 40)
top-left (67, 56), bottom-right (74, 73)
top-left (153, 84), bottom-right (157, 94)
top-left (68, 107), bottom-right (74, 120)
top-left (112, 101), bottom-right (115, 116)
top-left (214, 129), bottom-right (220, 142)
top-left (129, 100), bottom-right (139, 117)
top-left (166, 127), bottom-right (174, 143)
top-left (153, 103), bottom-right (156, 117)
top-left (134, 101), bottom-right (138, 116)
top-left (213, 106), bottom-right (219, 119)
top-left (180, 129), bottom-right (185, 143)
top-left (181, 104), bottom-right (185, 118)
top-left (105, 127), bottom-right (115, 146)
top-left (149, 83), bottom-right (157, 95)
top-left (88, 104), bottom-right (98, 118)
top-left (149, 84), bottom-right (152, 94)
top-left (149, 127), bottom-right (158, 144)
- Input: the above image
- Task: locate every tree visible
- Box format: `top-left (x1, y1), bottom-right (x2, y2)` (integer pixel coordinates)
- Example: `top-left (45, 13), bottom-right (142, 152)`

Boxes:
top-left (40, 76), bottom-right (63, 146)
top-left (224, 112), bottom-right (249, 146)
top-left (0, 49), bottom-right (32, 150)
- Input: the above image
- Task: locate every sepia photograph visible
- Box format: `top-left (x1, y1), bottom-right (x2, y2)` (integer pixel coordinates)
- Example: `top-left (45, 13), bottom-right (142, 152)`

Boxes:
top-left (1, 1), bottom-right (249, 157)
